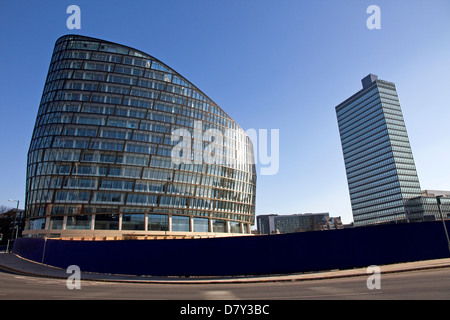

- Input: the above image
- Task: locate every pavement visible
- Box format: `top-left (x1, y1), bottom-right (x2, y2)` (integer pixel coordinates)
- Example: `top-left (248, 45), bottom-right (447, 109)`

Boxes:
top-left (1, 252), bottom-right (450, 284)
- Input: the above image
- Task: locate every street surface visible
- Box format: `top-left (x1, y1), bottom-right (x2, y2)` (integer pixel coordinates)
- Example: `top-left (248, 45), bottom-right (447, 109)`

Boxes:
top-left (1, 266), bottom-right (449, 300)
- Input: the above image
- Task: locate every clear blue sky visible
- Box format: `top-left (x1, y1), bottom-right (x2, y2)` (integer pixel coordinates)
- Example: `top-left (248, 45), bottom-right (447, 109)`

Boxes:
top-left (1, 1), bottom-right (449, 224)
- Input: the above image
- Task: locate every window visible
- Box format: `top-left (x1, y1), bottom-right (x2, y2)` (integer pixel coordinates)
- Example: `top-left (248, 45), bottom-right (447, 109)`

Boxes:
top-left (159, 196), bottom-right (187, 208)
top-left (125, 142), bottom-right (154, 154)
top-left (94, 214), bottom-right (119, 230)
top-left (212, 219), bottom-right (226, 233)
top-left (230, 221), bottom-right (241, 233)
top-left (121, 155), bottom-right (149, 166)
top-left (29, 218), bottom-right (46, 230)
top-left (122, 214), bottom-right (145, 231)
top-left (127, 194), bottom-right (158, 206)
top-left (93, 192), bottom-right (124, 204)
top-left (50, 216), bottom-right (64, 229)
top-left (100, 128), bottom-right (131, 140)
top-left (134, 182), bottom-right (164, 193)
top-left (90, 140), bottom-right (124, 151)
top-left (66, 215), bottom-right (91, 230)
top-left (142, 168), bottom-right (172, 181)
top-left (193, 218), bottom-right (209, 232)
top-left (172, 215), bottom-right (190, 232)
top-left (100, 179), bottom-right (133, 191)
top-left (148, 214), bottom-right (168, 231)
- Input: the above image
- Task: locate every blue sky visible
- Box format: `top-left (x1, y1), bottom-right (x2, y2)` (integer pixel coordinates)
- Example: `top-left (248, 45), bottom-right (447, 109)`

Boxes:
top-left (0, 1), bottom-right (449, 224)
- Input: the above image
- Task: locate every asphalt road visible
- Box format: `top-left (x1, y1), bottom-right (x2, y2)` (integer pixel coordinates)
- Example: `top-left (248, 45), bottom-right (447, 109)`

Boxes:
top-left (1, 266), bottom-right (450, 300)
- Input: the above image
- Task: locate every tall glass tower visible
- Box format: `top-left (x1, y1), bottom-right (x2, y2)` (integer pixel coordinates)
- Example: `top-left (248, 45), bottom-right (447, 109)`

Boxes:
top-left (336, 74), bottom-right (421, 226)
top-left (25, 35), bottom-right (256, 239)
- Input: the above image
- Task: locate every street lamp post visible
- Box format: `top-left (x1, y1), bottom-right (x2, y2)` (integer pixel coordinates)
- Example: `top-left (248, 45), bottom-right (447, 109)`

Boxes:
top-left (436, 196), bottom-right (450, 254)
top-left (6, 199), bottom-right (19, 253)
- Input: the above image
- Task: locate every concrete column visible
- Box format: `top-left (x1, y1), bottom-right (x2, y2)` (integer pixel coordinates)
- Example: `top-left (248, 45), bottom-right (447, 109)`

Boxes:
top-left (44, 216), bottom-right (51, 230)
top-left (62, 216), bottom-right (67, 230)
top-left (168, 214), bottom-right (172, 232)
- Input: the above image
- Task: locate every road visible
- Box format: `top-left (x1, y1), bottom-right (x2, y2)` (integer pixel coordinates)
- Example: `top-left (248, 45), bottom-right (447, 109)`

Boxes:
top-left (1, 266), bottom-right (450, 300)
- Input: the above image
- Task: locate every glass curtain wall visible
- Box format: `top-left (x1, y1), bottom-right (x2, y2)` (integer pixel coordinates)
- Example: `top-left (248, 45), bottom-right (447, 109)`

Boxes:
top-left (25, 35), bottom-right (257, 237)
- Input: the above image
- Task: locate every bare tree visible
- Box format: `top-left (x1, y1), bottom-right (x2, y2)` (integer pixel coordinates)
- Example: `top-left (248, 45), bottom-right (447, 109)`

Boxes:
top-left (0, 205), bottom-right (11, 214)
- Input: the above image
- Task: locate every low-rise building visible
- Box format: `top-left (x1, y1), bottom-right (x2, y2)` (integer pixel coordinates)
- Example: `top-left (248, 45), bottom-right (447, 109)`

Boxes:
top-left (256, 213), bottom-right (343, 234)
top-left (405, 190), bottom-right (450, 222)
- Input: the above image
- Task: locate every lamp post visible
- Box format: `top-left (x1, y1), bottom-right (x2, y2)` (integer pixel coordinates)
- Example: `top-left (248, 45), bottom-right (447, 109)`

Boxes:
top-left (436, 196), bottom-right (450, 254)
top-left (6, 199), bottom-right (19, 253)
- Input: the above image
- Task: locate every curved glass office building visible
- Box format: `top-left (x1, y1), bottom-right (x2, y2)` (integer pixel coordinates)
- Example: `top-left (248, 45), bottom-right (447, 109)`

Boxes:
top-left (24, 35), bottom-right (256, 239)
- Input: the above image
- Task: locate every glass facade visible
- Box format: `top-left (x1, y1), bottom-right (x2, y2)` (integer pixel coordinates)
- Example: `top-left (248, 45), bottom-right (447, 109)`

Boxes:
top-left (24, 35), bottom-right (256, 238)
top-left (257, 213), bottom-right (331, 234)
top-left (336, 75), bottom-right (421, 226)
top-left (405, 190), bottom-right (450, 222)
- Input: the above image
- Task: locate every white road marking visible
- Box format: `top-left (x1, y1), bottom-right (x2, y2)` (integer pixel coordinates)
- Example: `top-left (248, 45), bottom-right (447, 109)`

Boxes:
top-left (202, 290), bottom-right (238, 300)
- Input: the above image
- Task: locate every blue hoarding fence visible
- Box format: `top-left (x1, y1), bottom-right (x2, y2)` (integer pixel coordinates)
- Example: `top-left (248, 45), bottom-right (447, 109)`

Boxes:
top-left (12, 220), bottom-right (450, 277)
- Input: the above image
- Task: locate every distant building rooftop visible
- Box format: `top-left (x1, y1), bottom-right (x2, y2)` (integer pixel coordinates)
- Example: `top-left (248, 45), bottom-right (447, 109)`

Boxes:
top-left (257, 213), bottom-right (343, 234)
top-left (422, 190), bottom-right (450, 198)
top-left (361, 74), bottom-right (378, 89)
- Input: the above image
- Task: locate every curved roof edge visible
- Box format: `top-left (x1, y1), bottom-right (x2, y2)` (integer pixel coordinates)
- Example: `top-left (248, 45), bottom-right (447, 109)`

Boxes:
top-left (56, 34), bottom-right (239, 125)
